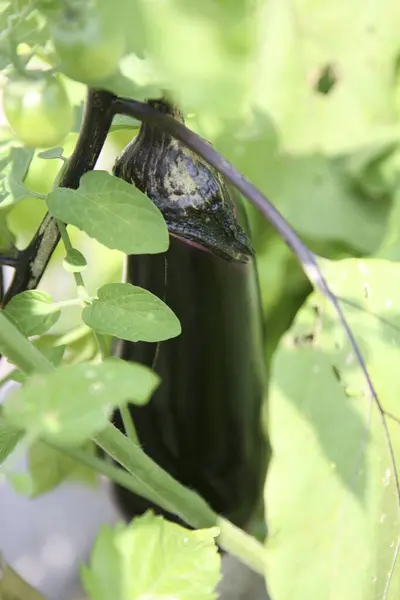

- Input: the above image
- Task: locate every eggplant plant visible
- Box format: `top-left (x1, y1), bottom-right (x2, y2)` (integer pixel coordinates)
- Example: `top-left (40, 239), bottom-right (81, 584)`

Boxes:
top-left (111, 99), bottom-right (268, 528)
top-left (0, 3), bottom-right (399, 600)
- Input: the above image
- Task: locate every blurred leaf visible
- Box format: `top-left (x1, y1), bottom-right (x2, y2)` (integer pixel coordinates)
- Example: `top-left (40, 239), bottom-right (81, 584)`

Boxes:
top-left (111, 114), bottom-right (140, 131)
top-left (36, 326), bottom-right (99, 366)
top-left (0, 1), bottom-right (48, 54)
top-left (3, 359), bottom-right (159, 446)
top-left (265, 256), bottom-right (400, 600)
top-left (37, 147), bottom-right (65, 160)
top-left (0, 420), bottom-right (23, 465)
top-left (81, 512), bottom-right (221, 600)
top-left (216, 112), bottom-right (388, 254)
top-left (0, 210), bottom-right (16, 253)
top-left (121, 0), bottom-right (257, 121)
top-left (47, 170), bottom-right (169, 254)
top-left (83, 283), bottom-right (181, 343)
top-left (251, 0), bottom-right (400, 153)
top-left (4, 290), bottom-right (61, 336)
top-left (36, 343), bottom-right (66, 366)
top-left (10, 440), bottom-right (97, 497)
top-left (0, 146), bottom-right (35, 208)
top-left (99, 54), bottom-right (163, 101)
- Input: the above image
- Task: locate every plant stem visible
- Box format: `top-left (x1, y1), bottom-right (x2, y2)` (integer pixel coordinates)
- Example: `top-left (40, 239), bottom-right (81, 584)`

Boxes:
top-left (0, 311), bottom-right (53, 375)
top-left (218, 518), bottom-right (266, 576)
top-left (62, 438), bottom-right (267, 576)
top-left (119, 404), bottom-right (139, 444)
top-left (57, 220), bottom-right (108, 359)
top-left (0, 313), bottom-right (267, 576)
top-left (95, 423), bottom-right (216, 528)
top-left (57, 221), bottom-right (88, 299)
top-left (2, 89), bottom-right (116, 308)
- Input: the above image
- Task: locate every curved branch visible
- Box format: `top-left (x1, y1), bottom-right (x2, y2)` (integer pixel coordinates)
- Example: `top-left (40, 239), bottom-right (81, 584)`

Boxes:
top-left (2, 89), bottom-right (117, 307)
top-left (114, 97), bottom-right (400, 506)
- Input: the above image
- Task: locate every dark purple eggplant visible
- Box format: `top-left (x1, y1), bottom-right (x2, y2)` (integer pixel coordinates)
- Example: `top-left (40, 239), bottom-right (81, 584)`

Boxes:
top-left (111, 100), bottom-right (269, 529)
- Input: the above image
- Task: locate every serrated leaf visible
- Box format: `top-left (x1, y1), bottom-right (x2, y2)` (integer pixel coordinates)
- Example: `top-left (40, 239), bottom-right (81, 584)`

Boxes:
top-left (4, 290), bottom-right (61, 337)
top-left (0, 420), bottom-right (23, 465)
top-left (82, 283), bottom-right (181, 343)
top-left (81, 512), bottom-right (221, 600)
top-left (265, 256), bottom-right (400, 600)
top-left (10, 441), bottom-right (97, 498)
top-left (63, 248), bottom-right (87, 273)
top-left (46, 170), bottom-right (169, 255)
top-left (2, 359), bottom-right (159, 446)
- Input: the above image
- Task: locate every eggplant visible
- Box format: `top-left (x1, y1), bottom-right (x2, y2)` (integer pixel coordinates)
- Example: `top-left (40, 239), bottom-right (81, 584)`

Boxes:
top-left (111, 100), bottom-right (269, 529)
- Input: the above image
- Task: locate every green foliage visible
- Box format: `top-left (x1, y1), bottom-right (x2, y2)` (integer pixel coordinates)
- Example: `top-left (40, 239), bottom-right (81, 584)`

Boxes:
top-left (83, 283), bottom-right (182, 343)
top-left (0, 144), bottom-right (35, 208)
top-left (4, 290), bottom-right (61, 336)
top-left (81, 512), bottom-right (221, 600)
top-left (2, 360), bottom-right (159, 445)
top-left (265, 257), bottom-right (400, 600)
top-left (10, 441), bottom-right (97, 497)
top-left (0, 420), bottom-right (23, 465)
top-left (47, 170), bottom-right (169, 254)
top-left (1, 0), bottom-right (400, 598)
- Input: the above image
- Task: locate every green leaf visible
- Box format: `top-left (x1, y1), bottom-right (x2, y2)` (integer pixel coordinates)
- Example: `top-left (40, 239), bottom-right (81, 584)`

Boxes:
top-left (36, 343), bottom-right (66, 367)
top-left (251, 0), bottom-right (400, 153)
top-left (111, 114), bottom-right (140, 131)
top-left (4, 290), bottom-right (61, 337)
top-left (0, 420), bottom-right (23, 466)
top-left (46, 170), bottom-right (169, 254)
top-left (63, 248), bottom-right (87, 273)
top-left (265, 256), bottom-right (400, 600)
top-left (0, 1), bottom-right (49, 55)
top-left (2, 359), bottom-right (159, 446)
top-left (81, 512), bottom-right (221, 600)
top-left (9, 441), bottom-right (97, 498)
top-left (0, 146), bottom-right (35, 208)
top-left (216, 112), bottom-right (388, 254)
top-left (37, 147), bottom-right (65, 160)
top-left (0, 210), bottom-right (16, 253)
top-left (119, 0), bottom-right (257, 122)
top-left (82, 283), bottom-right (181, 343)
top-left (98, 54), bottom-right (163, 101)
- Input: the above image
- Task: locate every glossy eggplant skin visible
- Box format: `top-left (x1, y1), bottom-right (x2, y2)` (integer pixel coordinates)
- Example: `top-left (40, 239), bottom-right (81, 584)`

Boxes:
top-left (111, 100), bottom-right (268, 528)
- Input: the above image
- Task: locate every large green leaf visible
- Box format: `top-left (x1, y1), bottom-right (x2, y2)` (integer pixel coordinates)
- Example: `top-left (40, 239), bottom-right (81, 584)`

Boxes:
top-left (2, 359), bottom-right (159, 446)
top-left (253, 0), bottom-right (400, 153)
top-left (82, 283), bottom-right (181, 343)
top-left (81, 512), bottom-right (221, 600)
top-left (120, 0), bottom-right (258, 121)
top-left (265, 257), bottom-right (400, 600)
top-left (46, 170), bottom-right (169, 255)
